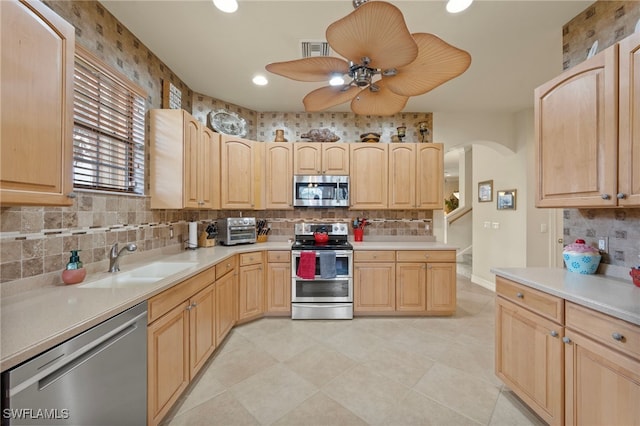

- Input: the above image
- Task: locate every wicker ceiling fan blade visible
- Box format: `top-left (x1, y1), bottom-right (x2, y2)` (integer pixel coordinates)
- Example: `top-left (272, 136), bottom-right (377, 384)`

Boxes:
top-left (350, 80), bottom-right (408, 116)
top-left (326, 1), bottom-right (418, 70)
top-left (384, 33), bottom-right (471, 97)
top-left (303, 85), bottom-right (361, 112)
top-left (266, 57), bottom-right (350, 82)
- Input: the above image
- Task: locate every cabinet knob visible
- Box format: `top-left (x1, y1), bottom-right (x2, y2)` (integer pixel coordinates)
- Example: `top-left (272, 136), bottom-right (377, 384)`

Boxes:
top-left (550, 330), bottom-right (559, 337)
top-left (422, 265), bottom-right (426, 270)
top-left (186, 305), bottom-right (193, 311)
top-left (601, 194), bottom-right (611, 200)
top-left (612, 332), bottom-right (624, 342)
top-left (562, 336), bottom-right (572, 344)
top-left (516, 292), bottom-right (524, 299)
top-left (424, 254), bottom-right (430, 258)
top-left (616, 193), bottom-right (626, 199)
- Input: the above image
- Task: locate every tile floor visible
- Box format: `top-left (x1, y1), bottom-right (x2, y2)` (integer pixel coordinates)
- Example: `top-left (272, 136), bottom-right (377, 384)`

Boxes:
top-left (162, 276), bottom-right (546, 426)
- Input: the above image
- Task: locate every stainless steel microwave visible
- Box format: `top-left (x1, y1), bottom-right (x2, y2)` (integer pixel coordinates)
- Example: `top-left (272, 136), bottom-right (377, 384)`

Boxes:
top-left (293, 175), bottom-right (349, 207)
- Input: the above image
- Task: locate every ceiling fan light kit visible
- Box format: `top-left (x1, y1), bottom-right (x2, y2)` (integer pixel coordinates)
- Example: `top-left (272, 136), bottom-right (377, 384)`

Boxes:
top-left (265, 1), bottom-right (471, 117)
top-left (213, 0), bottom-right (238, 14)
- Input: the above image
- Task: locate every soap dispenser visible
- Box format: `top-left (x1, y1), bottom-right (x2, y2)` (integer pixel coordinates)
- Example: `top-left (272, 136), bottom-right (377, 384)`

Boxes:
top-left (62, 250), bottom-right (87, 285)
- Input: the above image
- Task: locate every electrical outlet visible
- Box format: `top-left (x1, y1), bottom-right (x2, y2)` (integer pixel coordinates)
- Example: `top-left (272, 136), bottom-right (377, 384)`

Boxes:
top-left (598, 236), bottom-right (608, 253)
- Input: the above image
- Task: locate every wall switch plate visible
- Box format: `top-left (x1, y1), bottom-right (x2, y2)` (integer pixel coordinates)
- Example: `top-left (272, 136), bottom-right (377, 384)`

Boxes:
top-left (598, 236), bottom-right (608, 253)
top-left (492, 222), bottom-right (500, 229)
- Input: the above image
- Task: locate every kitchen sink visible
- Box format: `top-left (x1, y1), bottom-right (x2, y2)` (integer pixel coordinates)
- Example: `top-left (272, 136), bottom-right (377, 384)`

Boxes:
top-left (80, 261), bottom-right (198, 288)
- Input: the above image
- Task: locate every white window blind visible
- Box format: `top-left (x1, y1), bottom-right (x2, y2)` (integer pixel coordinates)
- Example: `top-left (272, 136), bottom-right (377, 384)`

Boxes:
top-left (73, 48), bottom-right (146, 194)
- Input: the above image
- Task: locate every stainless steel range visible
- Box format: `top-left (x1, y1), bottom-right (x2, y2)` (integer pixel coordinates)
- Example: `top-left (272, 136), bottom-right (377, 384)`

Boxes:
top-left (291, 223), bottom-right (353, 320)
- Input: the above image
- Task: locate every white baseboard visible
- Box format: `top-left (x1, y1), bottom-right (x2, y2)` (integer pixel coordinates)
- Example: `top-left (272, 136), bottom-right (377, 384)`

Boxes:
top-left (471, 274), bottom-right (495, 292)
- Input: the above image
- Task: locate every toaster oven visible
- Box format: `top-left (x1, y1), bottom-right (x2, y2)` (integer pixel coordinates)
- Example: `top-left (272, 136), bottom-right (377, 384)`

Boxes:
top-left (216, 217), bottom-right (256, 245)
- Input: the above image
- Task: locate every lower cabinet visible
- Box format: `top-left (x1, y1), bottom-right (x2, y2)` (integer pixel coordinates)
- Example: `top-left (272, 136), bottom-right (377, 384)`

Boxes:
top-left (354, 250), bottom-right (456, 315)
top-left (238, 252), bottom-right (264, 323)
top-left (354, 261), bottom-right (396, 312)
top-left (564, 302), bottom-right (640, 426)
top-left (266, 251), bottom-right (291, 315)
top-left (495, 296), bottom-right (564, 425)
top-left (495, 276), bottom-right (640, 426)
top-left (215, 261), bottom-right (237, 344)
top-left (396, 251), bottom-right (457, 315)
top-left (147, 268), bottom-right (216, 426)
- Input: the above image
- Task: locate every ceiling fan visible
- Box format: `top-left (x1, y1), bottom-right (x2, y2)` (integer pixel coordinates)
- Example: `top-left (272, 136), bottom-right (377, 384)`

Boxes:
top-left (265, 0), bottom-right (472, 116)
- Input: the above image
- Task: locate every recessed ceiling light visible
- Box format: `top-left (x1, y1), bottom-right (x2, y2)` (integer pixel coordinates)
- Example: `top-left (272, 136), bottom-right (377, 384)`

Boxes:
top-left (213, 0), bottom-right (238, 13)
top-left (252, 75), bottom-right (268, 86)
top-left (446, 0), bottom-right (473, 13)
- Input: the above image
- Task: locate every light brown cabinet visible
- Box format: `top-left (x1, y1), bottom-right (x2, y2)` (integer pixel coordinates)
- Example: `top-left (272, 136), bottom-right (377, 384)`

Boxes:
top-left (354, 251), bottom-right (396, 313)
top-left (150, 109), bottom-right (220, 209)
top-left (495, 278), bottom-right (564, 426)
top-left (215, 257), bottom-right (237, 343)
top-left (264, 143), bottom-right (293, 209)
top-left (147, 267), bottom-right (217, 426)
top-left (396, 251), bottom-right (456, 315)
top-left (1, 0), bottom-right (75, 206)
top-left (220, 135), bottom-right (262, 209)
top-left (618, 31), bottom-right (640, 207)
top-left (535, 32), bottom-right (640, 207)
top-left (238, 252), bottom-right (264, 323)
top-left (294, 143), bottom-right (349, 175)
top-left (495, 276), bottom-right (640, 426)
top-left (350, 144), bottom-right (388, 209)
top-left (354, 250), bottom-right (456, 315)
top-left (266, 251), bottom-right (291, 315)
top-left (388, 144), bottom-right (444, 209)
top-left (564, 302), bottom-right (640, 426)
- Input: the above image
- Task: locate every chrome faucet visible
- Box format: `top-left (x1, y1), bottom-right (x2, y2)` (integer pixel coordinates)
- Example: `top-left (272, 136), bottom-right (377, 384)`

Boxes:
top-left (108, 243), bottom-right (137, 272)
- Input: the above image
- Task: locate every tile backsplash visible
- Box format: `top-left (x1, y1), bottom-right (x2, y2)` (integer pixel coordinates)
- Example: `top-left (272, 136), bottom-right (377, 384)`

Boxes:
top-left (563, 209), bottom-right (640, 269)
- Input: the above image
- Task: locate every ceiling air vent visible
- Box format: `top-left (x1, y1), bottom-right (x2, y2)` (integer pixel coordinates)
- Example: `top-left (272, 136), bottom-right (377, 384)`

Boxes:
top-left (300, 40), bottom-right (331, 58)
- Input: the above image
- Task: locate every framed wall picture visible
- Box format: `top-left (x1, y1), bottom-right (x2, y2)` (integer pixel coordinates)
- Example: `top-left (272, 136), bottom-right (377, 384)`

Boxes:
top-left (478, 180), bottom-right (493, 202)
top-left (497, 189), bottom-right (517, 210)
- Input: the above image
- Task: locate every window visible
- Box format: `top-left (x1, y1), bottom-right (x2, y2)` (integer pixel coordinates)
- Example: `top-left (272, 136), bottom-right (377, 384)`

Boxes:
top-left (72, 46), bottom-right (146, 194)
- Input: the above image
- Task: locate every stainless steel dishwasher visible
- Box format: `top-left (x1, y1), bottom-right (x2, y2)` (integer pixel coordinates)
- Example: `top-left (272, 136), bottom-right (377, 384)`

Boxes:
top-left (1, 301), bottom-right (147, 426)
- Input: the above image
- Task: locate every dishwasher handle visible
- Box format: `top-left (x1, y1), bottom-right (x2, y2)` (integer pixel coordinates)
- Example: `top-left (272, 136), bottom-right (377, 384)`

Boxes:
top-left (8, 309), bottom-right (146, 398)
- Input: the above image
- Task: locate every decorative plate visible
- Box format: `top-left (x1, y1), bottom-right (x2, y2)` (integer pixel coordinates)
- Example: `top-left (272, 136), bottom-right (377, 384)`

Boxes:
top-left (208, 109), bottom-right (247, 137)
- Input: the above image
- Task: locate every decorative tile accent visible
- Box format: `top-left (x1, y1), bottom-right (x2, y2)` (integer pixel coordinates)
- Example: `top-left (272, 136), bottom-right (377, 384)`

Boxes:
top-left (562, 1), bottom-right (640, 70)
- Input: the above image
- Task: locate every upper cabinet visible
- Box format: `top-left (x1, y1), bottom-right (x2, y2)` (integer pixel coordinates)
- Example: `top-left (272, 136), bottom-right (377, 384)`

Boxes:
top-left (350, 144), bottom-right (388, 209)
top-left (293, 143), bottom-right (349, 175)
top-left (264, 143), bottom-right (293, 209)
top-left (618, 32), bottom-right (640, 207)
top-left (388, 144), bottom-right (443, 209)
top-left (150, 109), bottom-right (220, 209)
top-left (535, 32), bottom-right (640, 208)
top-left (1, 0), bottom-right (75, 206)
top-left (220, 135), bottom-right (263, 210)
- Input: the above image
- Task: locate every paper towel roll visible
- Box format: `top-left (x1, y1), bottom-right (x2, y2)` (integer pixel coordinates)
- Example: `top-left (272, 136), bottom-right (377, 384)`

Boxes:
top-left (188, 222), bottom-right (198, 249)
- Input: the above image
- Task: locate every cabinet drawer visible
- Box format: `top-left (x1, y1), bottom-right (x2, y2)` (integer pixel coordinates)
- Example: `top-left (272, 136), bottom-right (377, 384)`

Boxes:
top-left (267, 251), bottom-right (290, 263)
top-left (495, 277), bottom-right (564, 323)
top-left (354, 250), bottom-right (395, 262)
top-left (216, 256), bottom-right (237, 280)
top-left (240, 251), bottom-right (263, 266)
top-left (396, 250), bottom-right (455, 263)
top-left (566, 301), bottom-right (640, 360)
top-left (148, 266), bottom-right (216, 323)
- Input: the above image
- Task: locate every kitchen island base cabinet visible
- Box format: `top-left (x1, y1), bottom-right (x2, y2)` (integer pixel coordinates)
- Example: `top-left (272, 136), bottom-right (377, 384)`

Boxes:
top-left (495, 297), bottom-right (564, 426)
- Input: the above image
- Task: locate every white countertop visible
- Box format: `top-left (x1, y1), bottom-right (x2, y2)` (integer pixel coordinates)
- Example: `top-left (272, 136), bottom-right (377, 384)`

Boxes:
top-left (1, 240), bottom-right (454, 372)
top-left (491, 267), bottom-right (640, 326)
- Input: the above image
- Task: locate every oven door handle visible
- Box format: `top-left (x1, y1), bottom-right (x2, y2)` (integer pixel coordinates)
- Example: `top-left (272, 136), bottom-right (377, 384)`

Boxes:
top-left (292, 250), bottom-right (352, 256)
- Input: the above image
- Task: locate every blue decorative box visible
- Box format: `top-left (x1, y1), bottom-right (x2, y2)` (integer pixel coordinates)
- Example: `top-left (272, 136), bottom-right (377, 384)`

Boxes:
top-left (563, 253), bottom-right (601, 274)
